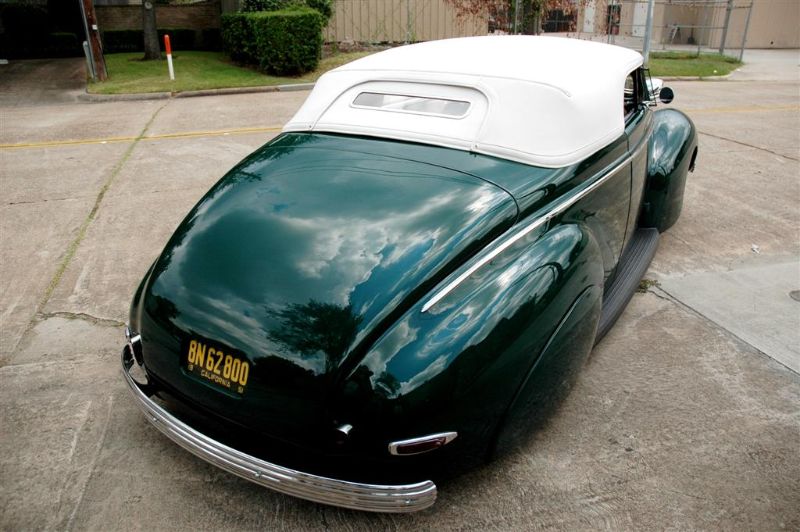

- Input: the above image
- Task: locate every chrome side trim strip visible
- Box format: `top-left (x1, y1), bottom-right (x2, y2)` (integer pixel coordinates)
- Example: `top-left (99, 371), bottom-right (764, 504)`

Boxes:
top-left (422, 149), bottom-right (638, 313)
top-left (388, 432), bottom-right (458, 456)
top-left (121, 349), bottom-right (437, 513)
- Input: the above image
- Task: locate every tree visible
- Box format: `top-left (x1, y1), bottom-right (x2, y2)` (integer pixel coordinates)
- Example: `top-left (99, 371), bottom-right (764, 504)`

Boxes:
top-left (446, 0), bottom-right (588, 35)
top-left (142, 0), bottom-right (160, 60)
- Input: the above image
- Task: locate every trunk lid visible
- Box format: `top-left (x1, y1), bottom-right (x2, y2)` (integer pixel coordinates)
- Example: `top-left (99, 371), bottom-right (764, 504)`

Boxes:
top-left (139, 134), bottom-right (517, 442)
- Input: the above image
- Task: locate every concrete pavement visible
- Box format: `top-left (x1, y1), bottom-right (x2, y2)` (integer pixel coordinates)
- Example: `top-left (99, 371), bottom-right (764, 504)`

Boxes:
top-left (1, 58), bottom-right (798, 530)
top-left (0, 57), bottom-right (87, 107)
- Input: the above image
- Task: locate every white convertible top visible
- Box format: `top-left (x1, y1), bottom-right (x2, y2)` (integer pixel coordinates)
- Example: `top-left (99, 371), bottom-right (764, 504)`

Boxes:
top-left (283, 36), bottom-right (643, 168)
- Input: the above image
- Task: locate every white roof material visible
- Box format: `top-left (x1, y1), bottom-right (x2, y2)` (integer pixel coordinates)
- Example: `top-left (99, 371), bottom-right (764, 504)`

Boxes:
top-left (283, 36), bottom-right (643, 168)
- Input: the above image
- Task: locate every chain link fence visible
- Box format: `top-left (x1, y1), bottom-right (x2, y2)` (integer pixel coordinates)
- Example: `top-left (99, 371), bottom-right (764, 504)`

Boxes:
top-left (554, 0), bottom-right (755, 61)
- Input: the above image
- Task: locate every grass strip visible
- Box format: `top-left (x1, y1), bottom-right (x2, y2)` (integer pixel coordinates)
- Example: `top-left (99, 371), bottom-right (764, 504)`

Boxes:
top-left (90, 51), bottom-right (372, 94)
top-left (649, 51), bottom-right (742, 77)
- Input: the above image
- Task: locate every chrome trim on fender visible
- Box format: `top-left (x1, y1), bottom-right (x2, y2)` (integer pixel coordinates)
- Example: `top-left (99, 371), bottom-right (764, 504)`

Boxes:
top-left (388, 432), bottom-right (458, 456)
top-left (120, 349), bottom-right (437, 513)
top-left (422, 147), bottom-right (641, 313)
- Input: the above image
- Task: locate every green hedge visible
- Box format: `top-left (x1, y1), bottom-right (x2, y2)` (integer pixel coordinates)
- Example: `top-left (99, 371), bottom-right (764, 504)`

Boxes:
top-left (102, 30), bottom-right (144, 54)
top-left (101, 29), bottom-right (218, 54)
top-left (240, 0), bottom-right (332, 23)
top-left (221, 13), bottom-right (255, 63)
top-left (222, 8), bottom-right (323, 76)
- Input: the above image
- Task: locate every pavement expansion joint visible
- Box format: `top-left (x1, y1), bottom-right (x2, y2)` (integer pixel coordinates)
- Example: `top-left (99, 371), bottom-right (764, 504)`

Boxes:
top-left (6, 195), bottom-right (99, 206)
top-left (652, 286), bottom-right (794, 375)
top-left (9, 102), bottom-right (170, 359)
top-left (698, 130), bottom-right (799, 162)
top-left (36, 311), bottom-right (125, 328)
top-left (35, 101), bottom-right (169, 315)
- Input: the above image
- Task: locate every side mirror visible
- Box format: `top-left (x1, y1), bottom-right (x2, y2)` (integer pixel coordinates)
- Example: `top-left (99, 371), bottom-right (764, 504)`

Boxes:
top-left (659, 87), bottom-right (675, 104)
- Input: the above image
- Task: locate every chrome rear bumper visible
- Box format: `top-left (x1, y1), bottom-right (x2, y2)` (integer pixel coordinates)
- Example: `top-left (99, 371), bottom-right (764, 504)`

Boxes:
top-left (121, 348), bottom-right (437, 512)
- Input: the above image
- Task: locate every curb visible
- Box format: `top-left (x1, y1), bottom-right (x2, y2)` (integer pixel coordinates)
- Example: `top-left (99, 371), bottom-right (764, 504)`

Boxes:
top-left (659, 69), bottom-right (739, 82)
top-left (81, 82), bottom-right (315, 102)
top-left (80, 70), bottom-right (739, 101)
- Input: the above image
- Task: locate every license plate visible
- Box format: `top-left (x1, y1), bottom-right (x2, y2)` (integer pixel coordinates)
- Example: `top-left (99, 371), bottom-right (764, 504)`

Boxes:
top-left (184, 338), bottom-right (250, 395)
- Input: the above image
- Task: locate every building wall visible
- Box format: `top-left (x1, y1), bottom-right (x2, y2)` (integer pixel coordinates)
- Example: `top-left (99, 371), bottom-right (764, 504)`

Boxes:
top-left (96, 1), bottom-right (221, 31)
top-left (97, 0), bottom-right (486, 43)
top-left (576, 0), bottom-right (798, 49)
top-left (707, 0), bottom-right (799, 49)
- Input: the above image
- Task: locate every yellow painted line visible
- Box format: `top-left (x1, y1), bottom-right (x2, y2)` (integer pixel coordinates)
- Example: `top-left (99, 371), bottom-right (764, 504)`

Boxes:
top-left (142, 126), bottom-right (283, 141)
top-left (0, 125), bottom-right (283, 150)
top-left (689, 104), bottom-right (799, 115)
top-left (2, 103), bottom-right (797, 150)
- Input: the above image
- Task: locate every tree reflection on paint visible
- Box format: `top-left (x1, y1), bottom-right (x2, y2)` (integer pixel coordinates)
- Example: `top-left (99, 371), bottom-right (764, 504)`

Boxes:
top-left (267, 300), bottom-right (363, 373)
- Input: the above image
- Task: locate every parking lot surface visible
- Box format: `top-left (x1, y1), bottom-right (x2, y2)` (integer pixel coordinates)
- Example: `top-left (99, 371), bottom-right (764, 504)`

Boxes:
top-left (1, 59), bottom-right (798, 530)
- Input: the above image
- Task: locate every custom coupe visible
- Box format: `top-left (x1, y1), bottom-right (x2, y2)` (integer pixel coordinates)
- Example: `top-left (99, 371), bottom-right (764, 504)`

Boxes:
top-left (122, 36), bottom-right (697, 512)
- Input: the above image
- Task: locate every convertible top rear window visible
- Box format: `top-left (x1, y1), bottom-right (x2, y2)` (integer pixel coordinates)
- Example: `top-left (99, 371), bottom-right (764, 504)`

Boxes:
top-left (352, 92), bottom-right (471, 118)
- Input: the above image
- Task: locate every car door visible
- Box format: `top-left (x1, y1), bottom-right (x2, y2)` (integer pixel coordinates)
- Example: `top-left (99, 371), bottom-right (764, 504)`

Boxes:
top-left (622, 67), bottom-right (654, 248)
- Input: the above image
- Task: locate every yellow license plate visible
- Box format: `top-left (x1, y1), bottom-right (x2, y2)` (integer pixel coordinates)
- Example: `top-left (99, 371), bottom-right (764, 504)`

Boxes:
top-left (184, 338), bottom-right (250, 395)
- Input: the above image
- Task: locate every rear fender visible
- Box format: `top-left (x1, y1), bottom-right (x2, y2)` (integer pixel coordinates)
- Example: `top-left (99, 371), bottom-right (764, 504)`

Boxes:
top-left (339, 222), bottom-right (604, 465)
top-left (641, 109), bottom-right (698, 232)
top-left (491, 283), bottom-right (602, 458)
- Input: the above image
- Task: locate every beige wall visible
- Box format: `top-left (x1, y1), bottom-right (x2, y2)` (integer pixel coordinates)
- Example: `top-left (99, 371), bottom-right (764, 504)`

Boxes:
top-left (707, 0), bottom-right (799, 49)
top-left (323, 0), bottom-right (488, 43)
top-left (577, 0), bottom-right (798, 49)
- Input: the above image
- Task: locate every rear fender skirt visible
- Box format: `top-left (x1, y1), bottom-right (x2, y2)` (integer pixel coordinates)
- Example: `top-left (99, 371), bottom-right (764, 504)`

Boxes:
top-left (339, 223), bottom-right (604, 461)
top-left (641, 109), bottom-right (698, 232)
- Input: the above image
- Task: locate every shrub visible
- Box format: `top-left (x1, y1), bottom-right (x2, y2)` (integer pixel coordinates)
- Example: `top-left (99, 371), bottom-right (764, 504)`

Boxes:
top-left (250, 8), bottom-right (323, 75)
top-left (240, 0), bottom-right (302, 13)
top-left (221, 13), bottom-right (254, 63)
top-left (159, 29), bottom-right (195, 51)
top-left (305, 0), bottom-right (332, 22)
top-left (101, 28), bottom-right (203, 54)
top-left (222, 9), bottom-right (323, 75)
top-left (240, 0), bottom-right (332, 24)
top-left (102, 30), bottom-right (144, 54)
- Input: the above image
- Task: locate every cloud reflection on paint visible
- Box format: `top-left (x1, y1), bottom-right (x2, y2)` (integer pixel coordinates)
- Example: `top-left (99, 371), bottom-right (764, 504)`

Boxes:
top-left (145, 135), bottom-right (518, 382)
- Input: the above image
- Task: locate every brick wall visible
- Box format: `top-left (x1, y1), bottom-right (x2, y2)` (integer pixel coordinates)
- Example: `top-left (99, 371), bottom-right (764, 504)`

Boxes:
top-left (96, 1), bottom-right (221, 31)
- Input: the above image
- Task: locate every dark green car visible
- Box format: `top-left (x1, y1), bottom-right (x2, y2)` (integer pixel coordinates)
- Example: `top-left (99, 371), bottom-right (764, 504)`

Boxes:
top-left (122, 36), bottom-right (697, 512)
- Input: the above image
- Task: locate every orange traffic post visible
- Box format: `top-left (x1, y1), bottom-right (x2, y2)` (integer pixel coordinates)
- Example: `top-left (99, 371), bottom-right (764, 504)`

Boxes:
top-left (164, 34), bottom-right (175, 80)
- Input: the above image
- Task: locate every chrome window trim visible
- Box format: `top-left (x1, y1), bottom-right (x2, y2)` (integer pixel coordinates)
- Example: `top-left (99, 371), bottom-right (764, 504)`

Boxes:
top-left (422, 145), bottom-right (643, 313)
top-left (121, 348), bottom-right (437, 513)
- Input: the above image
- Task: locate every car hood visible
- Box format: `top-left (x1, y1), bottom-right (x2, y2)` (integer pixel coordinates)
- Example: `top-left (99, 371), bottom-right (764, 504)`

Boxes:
top-left (137, 133), bottom-right (517, 440)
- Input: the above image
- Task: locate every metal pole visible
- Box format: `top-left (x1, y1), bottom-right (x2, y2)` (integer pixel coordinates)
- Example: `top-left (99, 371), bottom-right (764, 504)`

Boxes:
top-left (82, 41), bottom-right (95, 80)
top-left (719, 0), bottom-right (734, 55)
top-left (642, 0), bottom-right (656, 67)
top-left (80, 0), bottom-right (107, 80)
top-left (699, 8), bottom-right (708, 57)
top-left (739, 2), bottom-right (754, 62)
top-left (405, 0), bottom-right (411, 43)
